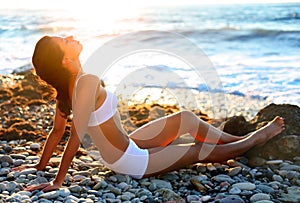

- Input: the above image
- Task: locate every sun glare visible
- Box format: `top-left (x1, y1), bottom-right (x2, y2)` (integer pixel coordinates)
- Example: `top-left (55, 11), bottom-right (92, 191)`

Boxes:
top-left (60, 1), bottom-right (142, 37)
top-left (64, 1), bottom-right (139, 19)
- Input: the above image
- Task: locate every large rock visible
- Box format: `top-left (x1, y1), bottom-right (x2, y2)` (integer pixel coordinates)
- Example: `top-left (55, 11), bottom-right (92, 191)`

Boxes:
top-left (222, 103), bottom-right (300, 160)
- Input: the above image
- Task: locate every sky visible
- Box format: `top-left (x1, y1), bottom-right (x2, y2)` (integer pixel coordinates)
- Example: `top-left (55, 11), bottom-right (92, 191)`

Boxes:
top-left (1, 0), bottom-right (300, 10)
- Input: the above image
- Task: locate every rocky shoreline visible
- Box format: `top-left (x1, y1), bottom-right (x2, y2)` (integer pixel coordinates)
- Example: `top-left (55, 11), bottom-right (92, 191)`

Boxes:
top-left (0, 71), bottom-right (299, 203)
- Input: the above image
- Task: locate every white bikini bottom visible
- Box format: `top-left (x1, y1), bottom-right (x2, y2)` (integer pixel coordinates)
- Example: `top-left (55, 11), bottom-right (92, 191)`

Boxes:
top-left (101, 139), bottom-right (149, 179)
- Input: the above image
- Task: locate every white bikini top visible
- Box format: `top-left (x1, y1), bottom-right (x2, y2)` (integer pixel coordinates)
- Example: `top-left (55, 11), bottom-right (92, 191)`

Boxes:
top-left (75, 74), bottom-right (118, 126)
top-left (88, 90), bottom-right (118, 126)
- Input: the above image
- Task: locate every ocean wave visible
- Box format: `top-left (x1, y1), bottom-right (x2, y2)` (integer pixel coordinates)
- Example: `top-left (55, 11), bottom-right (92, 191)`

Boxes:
top-left (0, 25), bottom-right (75, 37)
top-left (228, 90), bottom-right (268, 100)
top-left (182, 27), bottom-right (300, 36)
top-left (36, 26), bottom-right (75, 33)
top-left (287, 78), bottom-right (300, 86)
top-left (273, 12), bottom-right (300, 21)
top-left (12, 63), bottom-right (33, 74)
top-left (248, 29), bottom-right (300, 37)
top-left (228, 29), bottom-right (300, 44)
top-left (179, 28), bottom-right (300, 44)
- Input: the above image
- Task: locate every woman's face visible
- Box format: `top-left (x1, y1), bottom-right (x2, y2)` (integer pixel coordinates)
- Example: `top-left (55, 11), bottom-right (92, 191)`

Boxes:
top-left (52, 36), bottom-right (83, 60)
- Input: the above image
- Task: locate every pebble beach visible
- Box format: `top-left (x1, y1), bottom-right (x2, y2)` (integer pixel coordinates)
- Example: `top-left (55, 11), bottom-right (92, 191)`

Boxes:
top-left (0, 71), bottom-right (299, 203)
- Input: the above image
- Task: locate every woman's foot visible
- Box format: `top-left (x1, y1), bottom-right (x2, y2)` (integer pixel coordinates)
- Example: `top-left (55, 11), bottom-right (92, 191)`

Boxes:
top-left (248, 116), bottom-right (285, 146)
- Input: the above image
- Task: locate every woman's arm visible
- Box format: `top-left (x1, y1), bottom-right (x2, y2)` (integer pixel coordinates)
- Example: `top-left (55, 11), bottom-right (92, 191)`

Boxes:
top-left (13, 103), bottom-right (67, 171)
top-left (36, 105), bottom-right (67, 170)
top-left (25, 123), bottom-right (80, 192)
top-left (25, 74), bottom-right (101, 191)
top-left (40, 123), bottom-right (81, 191)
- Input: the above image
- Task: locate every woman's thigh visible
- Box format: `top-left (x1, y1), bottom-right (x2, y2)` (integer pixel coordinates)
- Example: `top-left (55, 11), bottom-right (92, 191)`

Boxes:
top-left (129, 111), bottom-right (194, 148)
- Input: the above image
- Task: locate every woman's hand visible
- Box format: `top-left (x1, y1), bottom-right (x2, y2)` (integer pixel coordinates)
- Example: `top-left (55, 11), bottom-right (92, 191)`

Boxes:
top-left (12, 163), bottom-right (41, 172)
top-left (24, 181), bottom-right (61, 192)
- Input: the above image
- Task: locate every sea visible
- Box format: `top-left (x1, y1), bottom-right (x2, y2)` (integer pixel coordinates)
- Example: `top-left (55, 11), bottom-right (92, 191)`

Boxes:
top-left (0, 2), bottom-right (299, 108)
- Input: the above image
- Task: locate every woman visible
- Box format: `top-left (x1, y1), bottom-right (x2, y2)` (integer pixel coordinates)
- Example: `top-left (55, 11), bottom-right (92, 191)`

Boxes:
top-left (15, 35), bottom-right (284, 192)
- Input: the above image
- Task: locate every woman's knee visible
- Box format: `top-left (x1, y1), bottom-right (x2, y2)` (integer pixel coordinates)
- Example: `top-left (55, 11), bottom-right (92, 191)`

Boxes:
top-left (179, 110), bottom-right (198, 121)
top-left (179, 110), bottom-right (201, 132)
top-left (167, 110), bottom-right (195, 126)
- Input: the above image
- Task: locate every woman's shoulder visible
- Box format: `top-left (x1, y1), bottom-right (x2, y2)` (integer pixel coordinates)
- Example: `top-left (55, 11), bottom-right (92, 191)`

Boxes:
top-left (77, 73), bottom-right (99, 80)
top-left (76, 73), bottom-right (101, 84)
top-left (75, 73), bottom-right (101, 91)
top-left (76, 72), bottom-right (105, 87)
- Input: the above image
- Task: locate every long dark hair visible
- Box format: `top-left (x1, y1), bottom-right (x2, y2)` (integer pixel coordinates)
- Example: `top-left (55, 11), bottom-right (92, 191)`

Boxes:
top-left (32, 36), bottom-right (72, 118)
